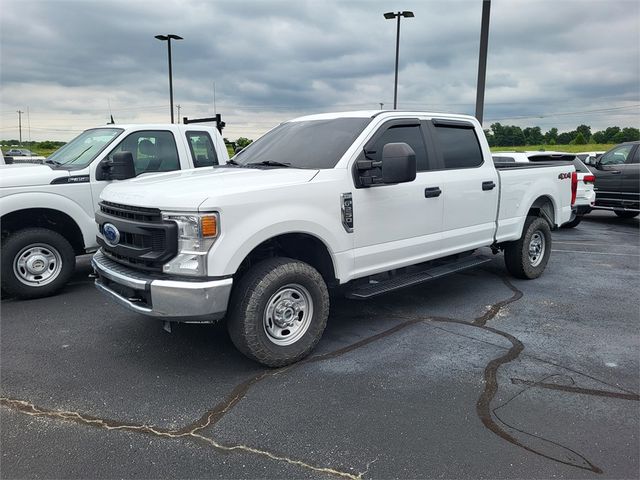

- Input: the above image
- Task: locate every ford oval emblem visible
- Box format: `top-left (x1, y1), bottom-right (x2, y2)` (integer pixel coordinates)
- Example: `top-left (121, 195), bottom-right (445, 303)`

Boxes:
top-left (103, 223), bottom-right (120, 247)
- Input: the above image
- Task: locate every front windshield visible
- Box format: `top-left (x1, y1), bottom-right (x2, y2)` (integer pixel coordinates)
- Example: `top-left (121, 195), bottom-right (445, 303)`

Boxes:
top-left (232, 117), bottom-right (372, 169)
top-left (47, 128), bottom-right (123, 169)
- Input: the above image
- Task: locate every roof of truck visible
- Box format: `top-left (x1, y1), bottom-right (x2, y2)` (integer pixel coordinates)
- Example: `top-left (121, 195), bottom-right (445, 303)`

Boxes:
top-left (289, 110), bottom-right (479, 123)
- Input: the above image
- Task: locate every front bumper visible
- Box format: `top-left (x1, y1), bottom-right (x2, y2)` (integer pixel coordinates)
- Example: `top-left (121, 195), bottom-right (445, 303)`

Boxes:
top-left (91, 250), bottom-right (232, 321)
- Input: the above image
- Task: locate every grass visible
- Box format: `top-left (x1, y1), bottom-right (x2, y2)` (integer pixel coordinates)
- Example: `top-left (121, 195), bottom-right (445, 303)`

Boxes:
top-left (491, 144), bottom-right (614, 153)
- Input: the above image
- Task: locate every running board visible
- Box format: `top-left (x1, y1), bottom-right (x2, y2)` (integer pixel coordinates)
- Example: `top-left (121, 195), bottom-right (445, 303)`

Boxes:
top-left (346, 255), bottom-right (493, 300)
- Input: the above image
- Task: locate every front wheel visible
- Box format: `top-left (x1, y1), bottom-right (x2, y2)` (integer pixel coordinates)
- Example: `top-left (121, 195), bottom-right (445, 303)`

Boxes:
top-left (614, 210), bottom-right (639, 219)
top-left (227, 257), bottom-right (330, 367)
top-left (504, 216), bottom-right (552, 279)
top-left (1, 228), bottom-right (76, 299)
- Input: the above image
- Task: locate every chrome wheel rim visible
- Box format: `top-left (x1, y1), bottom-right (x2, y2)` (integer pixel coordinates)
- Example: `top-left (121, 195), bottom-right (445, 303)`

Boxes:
top-left (13, 243), bottom-right (63, 287)
top-left (263, 283), bottom-right (314, 346)
top-left (528, 231), bottom-right (546, 267)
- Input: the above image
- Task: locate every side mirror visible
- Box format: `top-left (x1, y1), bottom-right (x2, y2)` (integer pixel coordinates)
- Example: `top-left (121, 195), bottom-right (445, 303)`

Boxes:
top-left (381, 142), bottom-right (416, 184)
top-left (234, 146), bottom-right (244, 154)
top-left (101, 151), bottom-right (136, 180)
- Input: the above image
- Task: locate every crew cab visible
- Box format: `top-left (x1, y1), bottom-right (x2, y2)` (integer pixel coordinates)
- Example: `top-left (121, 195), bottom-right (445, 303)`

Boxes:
top-left (1, 123), bottom-right (229, 299)
top-left (587, 141), bottom-right (639, 218)
top-left (92, 111), bottom-right (574, 367)
top-left (492, 151), bottom-right (595, 227)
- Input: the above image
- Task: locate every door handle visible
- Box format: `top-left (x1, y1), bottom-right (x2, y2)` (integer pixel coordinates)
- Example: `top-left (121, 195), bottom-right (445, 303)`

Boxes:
top-left (482, 181), bottom-right (496, 190)
top-left (425, 187), bottom-right (442, 198)
top-left (610, 170), bottom-right (621, 174)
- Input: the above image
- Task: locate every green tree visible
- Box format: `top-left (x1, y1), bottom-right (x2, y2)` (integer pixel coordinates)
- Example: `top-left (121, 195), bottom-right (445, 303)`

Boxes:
top-left (544, 127), bottom-right (558, 144)
top-left (523, 126), bottom-right (543, 145)
top-left (574, 132), bottom-right (587, 145)
top-left (620, 127), bottom-right (640, 142)
top-left (604, 127), bottom-right (620, 142)
top-left (557, 131), bottom-right (575, 144)
top-left (575, 124), bottom-right (591, 142)
top-left (612, 131), bottom-right (626, 143)
top-left (591, 131), bottom-right (607, 143)
top-left (236, 137), bottom-right (253, 149)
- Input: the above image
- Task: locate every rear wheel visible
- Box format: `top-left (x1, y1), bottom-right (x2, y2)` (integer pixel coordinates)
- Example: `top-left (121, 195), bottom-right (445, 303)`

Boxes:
top-left (1, 228), bottom-right (76, 299)
top-left (227, 257), bottom-right (330, 367)
top-left (504, 216), bottom-right (552, 279)
top-left (614, 210), bottom-right (639, 219)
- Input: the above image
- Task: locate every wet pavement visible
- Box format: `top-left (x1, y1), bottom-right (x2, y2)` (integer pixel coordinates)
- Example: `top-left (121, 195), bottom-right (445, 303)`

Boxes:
top-left (1, 210), bottom-right (638, 479)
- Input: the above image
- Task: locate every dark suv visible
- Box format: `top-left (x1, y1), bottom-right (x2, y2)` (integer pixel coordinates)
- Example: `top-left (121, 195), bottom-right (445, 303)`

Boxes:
top-left (589, 141), bottom-right (639, 218)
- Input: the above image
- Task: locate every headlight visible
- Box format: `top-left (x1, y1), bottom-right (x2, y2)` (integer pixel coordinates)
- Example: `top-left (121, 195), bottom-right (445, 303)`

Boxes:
top-left (161, 212), bottom-right (219, 276)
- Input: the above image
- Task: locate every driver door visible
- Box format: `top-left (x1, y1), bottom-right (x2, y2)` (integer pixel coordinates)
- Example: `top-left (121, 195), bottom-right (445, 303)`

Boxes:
top-left (90, 130), bottom-right (181, 212)
top-left (351, 120), bottom-right (444, 278)
top-left (594, 144), bottom-right (634, 207)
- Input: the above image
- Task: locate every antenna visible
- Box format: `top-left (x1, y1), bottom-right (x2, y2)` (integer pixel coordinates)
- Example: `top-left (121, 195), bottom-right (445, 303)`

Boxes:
top-left (107, 98), bottom-right (113, 122)
top-left (213, 81), bottom-right (217, 115)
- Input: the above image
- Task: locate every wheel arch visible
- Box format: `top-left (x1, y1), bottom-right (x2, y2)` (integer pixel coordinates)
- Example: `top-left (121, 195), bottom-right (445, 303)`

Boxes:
top-left (527, 195), bottom-right (557, 228)
top-left (1, 208), bottom-right (85, 255)
top-left (233, 232), bottom-right (338, 286)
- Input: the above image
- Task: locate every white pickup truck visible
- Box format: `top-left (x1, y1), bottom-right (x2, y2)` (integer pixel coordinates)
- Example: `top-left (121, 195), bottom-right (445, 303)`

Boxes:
top-left (92, 111), bottom-right (575, 367)
top-left (0, 123), bottom-right (229, 299)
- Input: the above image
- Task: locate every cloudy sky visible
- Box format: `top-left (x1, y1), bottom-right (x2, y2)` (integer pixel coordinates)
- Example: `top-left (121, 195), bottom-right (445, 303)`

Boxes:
top-left (1, 0), bottom-right (638, 142)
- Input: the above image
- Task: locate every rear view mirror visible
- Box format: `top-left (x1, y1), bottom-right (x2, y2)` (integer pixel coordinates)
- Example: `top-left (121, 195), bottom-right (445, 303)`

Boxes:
top-left (381, 142), bottom-right (416, 184)
top-left (101, 151), bottom-right (136, 180)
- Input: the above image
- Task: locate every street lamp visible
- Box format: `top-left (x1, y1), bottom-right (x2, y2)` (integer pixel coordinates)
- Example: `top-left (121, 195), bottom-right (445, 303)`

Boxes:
top-left (155, 34), bottom-right (183, 123)
top-left (383, 11), bottom-right (414, 110)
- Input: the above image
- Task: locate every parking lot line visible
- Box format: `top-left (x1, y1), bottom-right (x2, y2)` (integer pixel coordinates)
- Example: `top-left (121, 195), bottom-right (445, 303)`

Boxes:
top-left (551, 249), bottom-right (640, 256)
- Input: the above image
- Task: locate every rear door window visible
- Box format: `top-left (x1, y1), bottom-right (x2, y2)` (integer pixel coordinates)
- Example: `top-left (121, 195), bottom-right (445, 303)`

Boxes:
top-left (186, 131), bottom-right (218, 167)
top-left (432, 125), bottom-right (483, 169)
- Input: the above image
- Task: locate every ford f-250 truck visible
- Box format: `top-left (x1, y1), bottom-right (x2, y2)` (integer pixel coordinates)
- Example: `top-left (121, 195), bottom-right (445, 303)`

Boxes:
top-left (1, 123), bottom-right (229, 299)
top-left (92, 111), bottom-right (575, 367)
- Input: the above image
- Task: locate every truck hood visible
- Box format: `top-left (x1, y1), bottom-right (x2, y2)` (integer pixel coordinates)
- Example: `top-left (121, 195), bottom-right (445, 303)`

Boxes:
top-left (100, 167), bottom-right (319, 210)
top-left (0, 164), bottom-right (68, 188)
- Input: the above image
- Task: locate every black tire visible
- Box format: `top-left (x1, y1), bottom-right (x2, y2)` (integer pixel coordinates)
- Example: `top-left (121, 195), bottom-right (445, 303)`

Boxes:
top-left (562, 215), bottom-right (582, 228)
top-left (614, 210), bottom-right (639, 219)
top-left (1, 228), bottom-right (76, 299)
top-left (504, 216), bottom-right (552, 280)
top-left (227, 257), bottom-right (330, 367)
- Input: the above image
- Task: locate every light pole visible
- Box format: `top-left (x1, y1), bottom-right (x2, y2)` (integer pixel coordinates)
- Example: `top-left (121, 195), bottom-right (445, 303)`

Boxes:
top-left (17, 110), bottom-right (23, 144)
top-left (475, 0), bottom-right (491, 124)
top-left (383, 11), bottom-right (414, 110)
top-left (155, 34), bottom-right (183, 123)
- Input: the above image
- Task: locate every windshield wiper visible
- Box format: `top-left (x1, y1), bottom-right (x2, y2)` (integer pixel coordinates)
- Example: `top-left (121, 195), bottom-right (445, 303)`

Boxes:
top-left (226, 159), bottom-right (240, 166)
top-left (59, 146), bottom-right (93, 166)
top-left (245, 160), bottom-right (291, 168)
top-left (44, 159), bottom-right (62, 166)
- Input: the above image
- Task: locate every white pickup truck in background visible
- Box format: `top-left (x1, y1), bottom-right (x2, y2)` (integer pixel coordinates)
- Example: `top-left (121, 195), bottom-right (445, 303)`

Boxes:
top-left (92, 110), bottom-right (575, 367)
top-left (491, 151), bottom-right (595, 228)
top-left (1, 123), bottom-right (229, 299)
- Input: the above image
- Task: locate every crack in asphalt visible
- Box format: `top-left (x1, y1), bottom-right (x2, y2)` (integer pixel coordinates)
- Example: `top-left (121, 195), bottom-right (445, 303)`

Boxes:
top-left (0, 397), bottom-right (364, 480)
top-left (2, 267), bottom-right (636, 477)
top-left (510, 377), bottom-right (640, 401)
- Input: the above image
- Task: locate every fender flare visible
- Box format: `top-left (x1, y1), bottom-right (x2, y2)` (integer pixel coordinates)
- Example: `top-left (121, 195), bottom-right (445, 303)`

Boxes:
top-left (1, 192), bottom-right (95, 249)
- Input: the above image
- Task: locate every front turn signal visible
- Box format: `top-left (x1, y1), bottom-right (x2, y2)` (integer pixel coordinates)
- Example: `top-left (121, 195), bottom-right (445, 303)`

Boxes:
top-left (201, 215), bottom-right (218, 237)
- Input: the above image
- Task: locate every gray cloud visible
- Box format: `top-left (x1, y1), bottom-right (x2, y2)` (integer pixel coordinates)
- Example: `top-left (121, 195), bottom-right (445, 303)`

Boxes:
top-left (1, 0), bottom-right (638, 141)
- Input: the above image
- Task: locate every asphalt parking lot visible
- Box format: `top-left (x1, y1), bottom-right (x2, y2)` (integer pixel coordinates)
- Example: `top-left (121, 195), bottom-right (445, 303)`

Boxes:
top-left (1, 210), bottom-right (638, 479)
